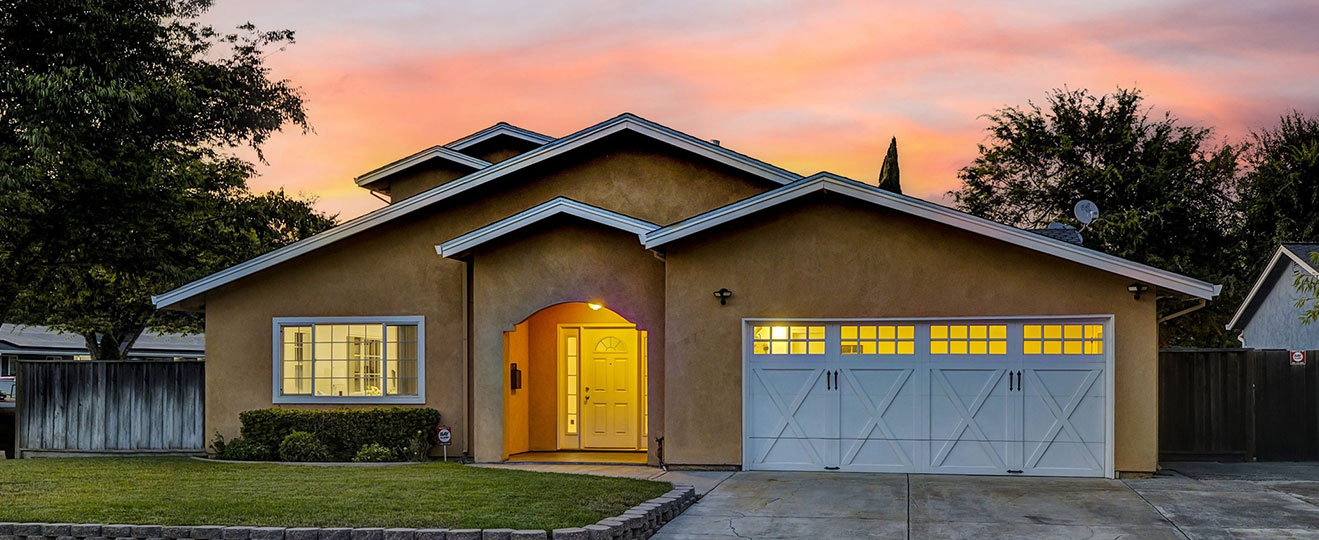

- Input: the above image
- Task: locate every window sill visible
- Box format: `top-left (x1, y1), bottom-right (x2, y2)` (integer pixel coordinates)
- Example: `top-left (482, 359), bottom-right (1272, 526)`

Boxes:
top-left (273, 395), bottom-right (425, 405)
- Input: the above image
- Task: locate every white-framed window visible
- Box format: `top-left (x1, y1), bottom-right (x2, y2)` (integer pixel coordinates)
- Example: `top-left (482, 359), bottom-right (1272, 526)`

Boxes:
top-left (271, 316), bottom-right (425, 404)
top-left (1, 355), bottom-right (15, 377)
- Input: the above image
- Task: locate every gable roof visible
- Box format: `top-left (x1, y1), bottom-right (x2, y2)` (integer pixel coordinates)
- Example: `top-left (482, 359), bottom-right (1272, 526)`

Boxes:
top-left (437, 197), bottom-right (658, 258)
top-left (153, 113), bottom-right (801, 310)
top-left (643, 173), bottom-right (1221, 300)
top-left (355, 146), bottom-right (492, 188)
top-left (445, 122), bottom-right (555, 151)
top-left (1227, 243), bottom-right (1319, 330)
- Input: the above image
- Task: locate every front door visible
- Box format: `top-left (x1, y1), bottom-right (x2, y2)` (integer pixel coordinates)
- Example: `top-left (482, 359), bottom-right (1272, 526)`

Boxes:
top-left (581, 327), bottom-right (639, 448)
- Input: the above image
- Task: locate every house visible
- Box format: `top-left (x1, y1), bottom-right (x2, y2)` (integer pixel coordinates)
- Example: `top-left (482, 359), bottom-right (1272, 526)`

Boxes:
top-left (0, 324), bottom-right (204, 377)
top-left (1227, 243), bottom-right (1319, 350)
top-left (154, 114), bottom-right (1220, 478)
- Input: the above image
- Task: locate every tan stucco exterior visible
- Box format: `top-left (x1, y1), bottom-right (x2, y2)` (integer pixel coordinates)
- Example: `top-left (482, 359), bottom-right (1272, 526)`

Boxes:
top-left (199, 130), bottom-right (773, 457)
top-left (193, 122), bottom-right (1180, 474)
top-left (660, 194), bottom-right (1160, 472)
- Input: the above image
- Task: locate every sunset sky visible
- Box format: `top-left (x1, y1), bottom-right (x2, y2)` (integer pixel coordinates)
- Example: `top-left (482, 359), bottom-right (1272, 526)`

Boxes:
top-left (201, 0), bottom-right (1319, 220)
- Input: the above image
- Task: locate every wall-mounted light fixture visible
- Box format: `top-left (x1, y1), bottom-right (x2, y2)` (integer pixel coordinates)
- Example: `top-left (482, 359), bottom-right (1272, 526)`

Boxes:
top-left (713, 288), bottom-right (733, 305)
top-left (510, 362), bottom-right (522, 390)
top-left (1127, 283), bottom-right (1150, 300)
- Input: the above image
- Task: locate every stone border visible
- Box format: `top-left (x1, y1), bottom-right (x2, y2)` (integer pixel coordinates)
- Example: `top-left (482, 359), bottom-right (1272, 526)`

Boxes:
top-left (190, 456), bottom-right (426, 467)
top-left (0, 485), bottom-right (697, 540)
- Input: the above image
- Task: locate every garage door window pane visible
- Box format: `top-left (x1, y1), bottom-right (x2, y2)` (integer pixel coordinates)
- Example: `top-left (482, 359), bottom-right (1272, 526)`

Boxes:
top-left (754, 325), bottom-right (824, 355)
top-left (930, 325), bottom-right (1007, 355)
top-left (841, 325), bottom-right (914, 355)
top-left (1023, 323), bottom-right (1104, 355)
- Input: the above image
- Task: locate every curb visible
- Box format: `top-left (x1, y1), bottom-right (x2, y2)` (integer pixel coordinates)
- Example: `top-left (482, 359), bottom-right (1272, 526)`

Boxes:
top-left (0, 485), bottom-right (698, 540)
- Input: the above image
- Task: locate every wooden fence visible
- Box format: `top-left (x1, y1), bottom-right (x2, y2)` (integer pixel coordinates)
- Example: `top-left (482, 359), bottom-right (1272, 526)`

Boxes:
top-left (16, 359), bottom-right (204, 456)
top-left (1160, 348), bottom-right (1319, 462)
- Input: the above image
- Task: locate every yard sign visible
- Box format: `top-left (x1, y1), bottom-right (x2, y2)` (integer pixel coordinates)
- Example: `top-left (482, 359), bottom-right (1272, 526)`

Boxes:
top-left (1291, 350), bottom-right (1307, 366)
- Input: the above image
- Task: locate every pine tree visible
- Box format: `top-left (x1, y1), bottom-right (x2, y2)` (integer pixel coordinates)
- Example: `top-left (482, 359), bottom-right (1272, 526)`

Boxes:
top-left (878, 136), bottom-right (902, 193)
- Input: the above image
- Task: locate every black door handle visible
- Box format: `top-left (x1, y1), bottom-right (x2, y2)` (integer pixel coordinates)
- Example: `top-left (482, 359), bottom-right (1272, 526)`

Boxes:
top-left (832, 370), bottom-right (838, 390)
top-left (825, 370), bottom-right (831, 391)
top-left (1016, 370), bottom-right (1022, 391)
top-left (1008, 371), bottom-right (1014, 392)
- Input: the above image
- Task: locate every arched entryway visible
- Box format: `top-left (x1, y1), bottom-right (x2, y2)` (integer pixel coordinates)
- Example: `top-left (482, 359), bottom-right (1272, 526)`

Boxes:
top-left (503, 302), bottom-right (648, 462)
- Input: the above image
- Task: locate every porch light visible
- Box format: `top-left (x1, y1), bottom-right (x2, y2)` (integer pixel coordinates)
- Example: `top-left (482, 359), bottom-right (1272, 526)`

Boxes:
top-left (587, 302), bottom-right (603, 311)
top-left (713, 288), bottom-right (733, 305)
top-left (1127, 283), bottom-right (1149, 300)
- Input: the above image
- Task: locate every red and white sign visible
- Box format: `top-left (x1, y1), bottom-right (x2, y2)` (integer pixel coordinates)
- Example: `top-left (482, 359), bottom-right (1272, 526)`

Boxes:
top-left (1291, 350), bottom-right (1307, 366)
top-left (437, 425), bottom-right (452, 446)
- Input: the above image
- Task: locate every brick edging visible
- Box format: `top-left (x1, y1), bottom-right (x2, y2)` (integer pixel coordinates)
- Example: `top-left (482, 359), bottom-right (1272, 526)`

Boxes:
top-left (0, 485), bottom-right (697, 540)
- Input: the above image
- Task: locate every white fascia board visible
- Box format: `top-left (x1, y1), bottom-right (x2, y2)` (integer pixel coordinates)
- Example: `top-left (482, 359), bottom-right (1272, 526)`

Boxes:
top-left (1282, 245), bottom-right (1319, 275)
top-left (354, 146), bottom-right (492, 187)
top-left (644, 173), bottom-right (1221, 300)
top-left (437, 197), bottom-right (658, 258)
top-left (1226, 246), bottom-right (1318, 330)
top-left (445, 123), bottom-right (555, 150)
top-left (153, 113), bottom-right (800, 310)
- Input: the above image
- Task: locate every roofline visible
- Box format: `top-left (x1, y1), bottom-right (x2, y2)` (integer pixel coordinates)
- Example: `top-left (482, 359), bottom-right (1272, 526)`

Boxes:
top-left (643, 173), bottom-right (1222, 300)
top-left (1227, 245), bottom-right (1319, 330)
top-left (153, 113), bottom-right (800, 310)
top-left (436, 197), bottom-right (658, 258)
top-left (445, 122), bottom-right (555, 150)
top-left (354, 146), bottom-right (491, 187)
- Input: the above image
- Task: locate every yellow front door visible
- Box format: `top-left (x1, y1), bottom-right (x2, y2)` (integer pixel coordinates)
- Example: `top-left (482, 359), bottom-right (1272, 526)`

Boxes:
top-left (580, 327), bottom-right (639, 449)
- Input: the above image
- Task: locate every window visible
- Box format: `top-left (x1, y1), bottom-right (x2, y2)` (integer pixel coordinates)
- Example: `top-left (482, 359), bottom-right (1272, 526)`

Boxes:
top-left (930, 324), bottom-right (1008, 355)
top-left (1, 355), bottom-right (14, 377)
top-left (752, 325), bottom-right (825, 355)
top-left (841, 325), bottom-right (915, 355)
top-left (565, 333), bottom-right (579, 435)
top-left (273, 317), bottom-right (423, 403)
top-left (1024, 324), bottom-right (1103, 355)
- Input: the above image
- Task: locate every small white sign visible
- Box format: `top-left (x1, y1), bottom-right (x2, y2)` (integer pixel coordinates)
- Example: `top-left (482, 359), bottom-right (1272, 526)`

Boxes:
top-left (1291, 350), bottom-right (1307, 366)
top-left (437, 425), bottom-right (452, 446)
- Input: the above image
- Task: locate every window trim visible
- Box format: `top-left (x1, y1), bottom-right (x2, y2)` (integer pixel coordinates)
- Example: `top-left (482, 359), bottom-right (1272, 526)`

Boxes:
top-left (271, 316), bottom-right (425, 404)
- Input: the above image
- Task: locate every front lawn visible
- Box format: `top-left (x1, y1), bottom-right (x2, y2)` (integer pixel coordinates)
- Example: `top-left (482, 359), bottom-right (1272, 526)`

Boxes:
top-left (0, 457), bottom-right (669, 531)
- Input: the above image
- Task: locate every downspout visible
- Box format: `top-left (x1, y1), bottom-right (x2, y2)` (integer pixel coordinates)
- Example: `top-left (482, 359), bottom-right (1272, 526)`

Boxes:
top-left (1158, 299), bottom-right (1207, 324)
top-left (464, 256), bottom-right (474, 459)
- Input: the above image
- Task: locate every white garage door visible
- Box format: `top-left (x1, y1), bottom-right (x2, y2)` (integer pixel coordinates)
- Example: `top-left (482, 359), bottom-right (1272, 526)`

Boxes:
top-left (743, 317), bottom-right (1112, 478)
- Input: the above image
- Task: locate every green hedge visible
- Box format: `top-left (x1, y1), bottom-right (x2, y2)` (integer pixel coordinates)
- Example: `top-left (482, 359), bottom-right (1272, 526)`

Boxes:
top-left (239, 407), bottom-right (441, 462)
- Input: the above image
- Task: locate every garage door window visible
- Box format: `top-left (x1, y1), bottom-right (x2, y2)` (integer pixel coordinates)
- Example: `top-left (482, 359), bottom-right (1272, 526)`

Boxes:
top-left (752, 325), bottom-right (825, 355)
top-left (929, 324), bottom-right (1007, 355)
top-left (841, 325), bottom-right (915, 355)
top-left (1023, 324), bottom-right (1104, 355)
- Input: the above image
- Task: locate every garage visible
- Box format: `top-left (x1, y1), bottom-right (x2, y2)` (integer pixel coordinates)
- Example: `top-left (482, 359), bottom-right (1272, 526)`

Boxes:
top-left (743, 317), bottom-right (1113, 477)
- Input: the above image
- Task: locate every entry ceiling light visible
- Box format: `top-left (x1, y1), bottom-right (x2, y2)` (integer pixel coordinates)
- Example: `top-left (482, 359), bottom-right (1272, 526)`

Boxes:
top-left (587, 302), bottom-right (603, 311)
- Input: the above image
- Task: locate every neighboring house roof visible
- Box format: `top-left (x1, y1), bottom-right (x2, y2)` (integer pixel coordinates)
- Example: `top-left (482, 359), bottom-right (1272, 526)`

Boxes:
top-left (153, 113), bottom-right (802, 310)
top-left (0, 324), bottom-right (204, 357)
top-left (444, 122), bottom-right (555, 150)
top-left (437, 197), bottom-right (659, 258)
top-left (1227, 243), bottom-right (1319, 330)
top-left (1028, 227), bottom-right (1084, 246)
top-left (642, 173), bottom-right (1222, 300)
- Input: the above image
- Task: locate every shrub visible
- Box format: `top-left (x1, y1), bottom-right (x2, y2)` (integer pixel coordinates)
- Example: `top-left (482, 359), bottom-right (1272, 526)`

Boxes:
top-left (212, 434), bottom-right (271, 461)
top-left (240, 407), bottom-right (439, 461)
top-left (352, 443), bottom-right (399, 463)
top-left (279, 431), bottom-right (331, 462)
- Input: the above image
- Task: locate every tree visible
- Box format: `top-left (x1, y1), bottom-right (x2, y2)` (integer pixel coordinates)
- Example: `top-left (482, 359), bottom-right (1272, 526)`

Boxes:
top-left (951, 87), bottom-right (1241, 346)
top-left (1298, 253), bottom-right (1319, 325)
top-left (877, 136), bottom-right (901, 193)
top-left (0, 0), bottom-right (335, 358)
top-left (1237, 112), bottom-right (1319, 270)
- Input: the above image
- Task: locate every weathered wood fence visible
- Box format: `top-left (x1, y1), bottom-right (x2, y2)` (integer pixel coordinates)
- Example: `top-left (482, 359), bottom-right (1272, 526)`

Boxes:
top-left (16, 359), bottom-right (204, 457)
top-left (1159, 348), bottom-right (1319, 462)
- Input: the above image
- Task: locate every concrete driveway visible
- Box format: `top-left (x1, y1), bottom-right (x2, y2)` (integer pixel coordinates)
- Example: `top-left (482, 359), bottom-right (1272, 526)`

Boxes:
top-left (652, 463), bottom-right (1319, 539)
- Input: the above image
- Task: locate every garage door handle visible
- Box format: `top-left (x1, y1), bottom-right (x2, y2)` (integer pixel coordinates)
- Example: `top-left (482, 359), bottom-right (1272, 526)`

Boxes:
top-left (1008, 371), bottom-right (1014, 392)
top-left (825, 370), bottom-right (832, 390)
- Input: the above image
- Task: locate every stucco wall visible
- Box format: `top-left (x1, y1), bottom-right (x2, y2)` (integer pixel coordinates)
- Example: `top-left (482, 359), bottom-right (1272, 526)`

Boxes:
top-left (1242, 261), bottom-right (1319, 350)
top-left (383, 160), bottom-right (475, 203)
top-left (468, 218), bottom-right (667, 462)
top-left (199, 131), bottom-right (774, 457)
top-left (457, 135), bottom-right (545, 164)
top-left (661, 194), bottom-right (1161, 472)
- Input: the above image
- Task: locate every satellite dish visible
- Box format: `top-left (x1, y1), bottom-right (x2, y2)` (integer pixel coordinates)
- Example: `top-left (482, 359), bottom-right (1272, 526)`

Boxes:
top-left (1074, 200), bottom-right (1100, 226)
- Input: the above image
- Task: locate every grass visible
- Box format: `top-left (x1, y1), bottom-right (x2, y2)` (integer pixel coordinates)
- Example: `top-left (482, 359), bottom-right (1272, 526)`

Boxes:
top-left (0, 457), bottom-right (670, 531)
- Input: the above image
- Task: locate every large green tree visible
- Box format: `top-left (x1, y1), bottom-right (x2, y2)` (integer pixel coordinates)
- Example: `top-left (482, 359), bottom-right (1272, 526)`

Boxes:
top-left (951, 87), bottom-right (1241, 346)
top-left (0, 0), bottom-right (335, 358)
